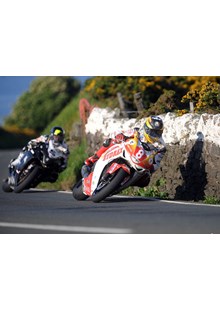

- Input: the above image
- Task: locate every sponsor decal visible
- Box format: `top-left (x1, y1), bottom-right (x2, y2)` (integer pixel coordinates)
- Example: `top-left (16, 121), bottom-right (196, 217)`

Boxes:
top-left (103, 147), bottom-right (123, 160)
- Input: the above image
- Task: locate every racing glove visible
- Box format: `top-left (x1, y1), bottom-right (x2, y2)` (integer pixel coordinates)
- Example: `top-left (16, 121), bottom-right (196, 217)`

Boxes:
top-left (27, 141), bottom-right (38, 149)
top-left (85, 154), bottom-right (99, 166)
top-left (114, 133), bottom-right (127, 143)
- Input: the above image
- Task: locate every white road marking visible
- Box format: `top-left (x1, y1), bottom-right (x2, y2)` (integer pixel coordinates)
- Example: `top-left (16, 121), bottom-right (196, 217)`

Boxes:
top-left (159, 199), bottom-right (220, 208)
top-left (0, 222), bottom-right (133, 234)
top-left (109, 195), bottom-right (220, 208)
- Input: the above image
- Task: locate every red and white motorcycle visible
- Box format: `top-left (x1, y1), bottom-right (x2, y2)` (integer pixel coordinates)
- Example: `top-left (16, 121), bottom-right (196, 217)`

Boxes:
top-left (72, 133), bottom-right (157, 203)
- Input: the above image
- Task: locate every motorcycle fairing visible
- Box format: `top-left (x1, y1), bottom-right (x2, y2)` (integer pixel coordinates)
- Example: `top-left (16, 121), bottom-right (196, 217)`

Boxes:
top-left (16, 150), bottom-right (35, 173)
top-left (83, 172), bottom-right (94, 196)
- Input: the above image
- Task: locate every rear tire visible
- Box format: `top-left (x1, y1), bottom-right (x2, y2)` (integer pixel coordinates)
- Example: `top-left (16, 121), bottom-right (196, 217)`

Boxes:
top-left (2, 179), bottom-right (13, 192)
top-left (14, 166), bottom-right (40, 193)
top-left (72, 179), bottom-right (89, 201)
top-left (91, 168), bottom-right (128, 203)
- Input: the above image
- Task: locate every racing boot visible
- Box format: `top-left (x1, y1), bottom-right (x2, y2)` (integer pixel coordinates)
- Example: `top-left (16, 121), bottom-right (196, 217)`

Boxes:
top-left (81, 154), bottom-right (99, 178)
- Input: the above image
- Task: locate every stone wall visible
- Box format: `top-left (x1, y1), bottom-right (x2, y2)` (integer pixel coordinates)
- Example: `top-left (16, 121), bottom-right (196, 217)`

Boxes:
top-left (151, 141), bottom-right (220, 201)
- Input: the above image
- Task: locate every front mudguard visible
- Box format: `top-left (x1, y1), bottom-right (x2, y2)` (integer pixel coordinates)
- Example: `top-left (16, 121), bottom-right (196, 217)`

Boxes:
top-left (106, 162), bottom-right (130, 175)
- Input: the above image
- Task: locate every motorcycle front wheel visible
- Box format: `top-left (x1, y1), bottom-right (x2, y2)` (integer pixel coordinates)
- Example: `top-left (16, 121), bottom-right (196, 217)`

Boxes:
top-left (91, 168), bottom-right (128, 203)
top-left (14, 166), bottom-right (40, 193)
top-left (2, 179), bottom-right (13, 192)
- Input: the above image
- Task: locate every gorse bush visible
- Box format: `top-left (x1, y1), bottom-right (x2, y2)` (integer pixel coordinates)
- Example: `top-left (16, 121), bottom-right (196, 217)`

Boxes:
top-left (84, 76), bottom-right (220, 114)
top-left (181, 81), bottom-right (220, 114)
top-left (85, 76), bottom-right (183, 107)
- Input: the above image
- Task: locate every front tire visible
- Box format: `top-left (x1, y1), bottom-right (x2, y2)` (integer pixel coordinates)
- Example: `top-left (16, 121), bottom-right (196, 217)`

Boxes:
top-left (2, 179), bottom-right (13, 192)
top-left (14, 166), bottom-right (40, 193)
top-left (91, 168), bottom-right (128, 203)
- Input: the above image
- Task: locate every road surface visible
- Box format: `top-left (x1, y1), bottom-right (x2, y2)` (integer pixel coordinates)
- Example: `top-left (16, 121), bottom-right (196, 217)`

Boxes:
top-left (1, 150), bottom-right (220, 233)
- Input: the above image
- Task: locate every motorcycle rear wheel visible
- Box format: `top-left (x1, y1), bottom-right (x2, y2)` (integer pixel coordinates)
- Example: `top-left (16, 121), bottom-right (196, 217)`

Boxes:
top-left (91, 168), bottom-right (128, 203)
top-left (72, 179), bottom-right (89, 200)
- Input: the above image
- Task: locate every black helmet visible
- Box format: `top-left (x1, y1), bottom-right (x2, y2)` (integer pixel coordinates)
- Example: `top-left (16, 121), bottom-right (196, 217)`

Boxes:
top-left (50, 126), bottom-right (65, 144)
top-left (143, 116), bottom-right (164, 143)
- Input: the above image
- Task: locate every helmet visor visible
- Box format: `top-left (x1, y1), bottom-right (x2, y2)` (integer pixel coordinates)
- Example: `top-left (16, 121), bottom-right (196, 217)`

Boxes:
top-left (53, 134), bottom-right (64, 143)
top-left (144, 123), bottom-right (163, 139)
top-left (53, 128), bottom-right (64, 143)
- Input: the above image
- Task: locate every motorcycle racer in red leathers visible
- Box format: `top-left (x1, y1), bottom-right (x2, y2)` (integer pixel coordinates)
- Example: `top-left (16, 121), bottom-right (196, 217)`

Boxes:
top-left (81, 116), bottom-right (166, 187)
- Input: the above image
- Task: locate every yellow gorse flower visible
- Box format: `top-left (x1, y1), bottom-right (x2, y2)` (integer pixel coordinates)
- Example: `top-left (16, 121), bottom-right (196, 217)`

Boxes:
top-left (85, 79), bottom-right (96, 92)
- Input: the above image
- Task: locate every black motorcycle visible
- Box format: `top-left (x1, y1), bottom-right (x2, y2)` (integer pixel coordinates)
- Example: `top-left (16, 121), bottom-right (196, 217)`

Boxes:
top-left (2, 143), bottom-right (68, 193)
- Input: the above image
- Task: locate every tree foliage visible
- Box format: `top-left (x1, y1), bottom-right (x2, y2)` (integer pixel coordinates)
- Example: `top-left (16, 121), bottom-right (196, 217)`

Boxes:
top-left (4, 77), bottom-right (81, 133)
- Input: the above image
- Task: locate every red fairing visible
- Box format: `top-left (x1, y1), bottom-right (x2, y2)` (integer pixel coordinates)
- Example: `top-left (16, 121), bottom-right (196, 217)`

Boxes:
top-left (83, 172), bottom-right (94, 196)
top-left (107, 162), bottom-right (130, 175)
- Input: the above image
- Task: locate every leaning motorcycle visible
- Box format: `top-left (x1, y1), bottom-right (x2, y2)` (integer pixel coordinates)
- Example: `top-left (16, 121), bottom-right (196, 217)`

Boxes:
top-left (72, 133), bottom-right (158, 203)
top-left (2, 143), bottom-right (68, 193)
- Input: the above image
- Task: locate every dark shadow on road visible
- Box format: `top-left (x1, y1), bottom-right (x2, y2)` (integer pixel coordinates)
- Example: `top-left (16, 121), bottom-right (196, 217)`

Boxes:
top-left (23, 189), bottom-right (58, 193)
top-left (175, 132), bottom-right (207, 201)
top-left (65, 196), bottom-right (158, 211)
top-left (104, 196), bottom-right (157, 203)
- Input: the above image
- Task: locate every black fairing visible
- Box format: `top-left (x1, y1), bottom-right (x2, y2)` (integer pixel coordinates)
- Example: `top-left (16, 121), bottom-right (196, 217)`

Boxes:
top-left (11, 144), bottom-right (64, 188)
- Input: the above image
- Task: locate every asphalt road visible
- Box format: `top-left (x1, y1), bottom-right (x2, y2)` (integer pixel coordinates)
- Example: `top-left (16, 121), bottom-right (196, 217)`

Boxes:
top-left (1, 150), bottom-right (220, 234)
